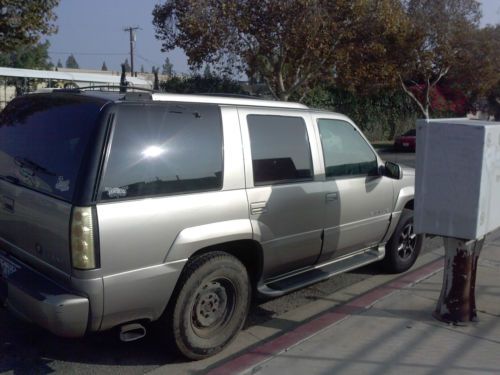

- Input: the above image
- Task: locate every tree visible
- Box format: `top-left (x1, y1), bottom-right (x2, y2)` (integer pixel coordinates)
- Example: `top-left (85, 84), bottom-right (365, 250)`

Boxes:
top-left (395, 0), bottom-right (482, 118)
top-left (101, 61), bottom-right (108, 71)
top-left (0, 40), bottom-right (52, 69)
top-left (140, 64), bottom-right (145, 73)
top-left (447, 25), bottom-right (500, 117)
top-left (123, 58), bottom-right (131, 73)
top-left (162, 57), bottom-right (174, 76)
top-left (203, 65), bottom-right (212, 78)
top-left (65, 53), bottom-right (79, 69)
top-left (160, 74), bottom-right (246, 94)
top-left (56, 59), bottom-right (63, 68)
top-left (0, 0), bottom-right (59, 53)
top-left (153, 0), bottom-right (402, 101)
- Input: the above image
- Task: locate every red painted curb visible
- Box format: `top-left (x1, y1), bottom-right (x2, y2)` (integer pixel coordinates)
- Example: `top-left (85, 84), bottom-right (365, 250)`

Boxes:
top-left (206, 258), bottom-right (444, 375)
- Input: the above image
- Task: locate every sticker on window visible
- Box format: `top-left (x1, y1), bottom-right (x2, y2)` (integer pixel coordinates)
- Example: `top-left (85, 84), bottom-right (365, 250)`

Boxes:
top-left (104, 187), bottom-right (128, 198)
top-left (55, 176), bottom-right (70, 192)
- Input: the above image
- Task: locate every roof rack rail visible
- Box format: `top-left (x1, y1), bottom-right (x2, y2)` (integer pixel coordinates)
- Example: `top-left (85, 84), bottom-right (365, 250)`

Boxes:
top-left (197, 92), bottom-right (266, 100)
top-left (70, 85), bottom-right (157, 93)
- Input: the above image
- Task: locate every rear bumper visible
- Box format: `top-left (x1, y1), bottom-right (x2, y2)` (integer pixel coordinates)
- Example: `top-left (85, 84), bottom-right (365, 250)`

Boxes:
top-left (0, 252), bottom-right (89, 337)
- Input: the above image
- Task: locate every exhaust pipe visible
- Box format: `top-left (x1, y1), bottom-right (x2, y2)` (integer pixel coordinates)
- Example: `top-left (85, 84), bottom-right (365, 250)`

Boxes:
top-left (119, 323), bottom-right (146, 342)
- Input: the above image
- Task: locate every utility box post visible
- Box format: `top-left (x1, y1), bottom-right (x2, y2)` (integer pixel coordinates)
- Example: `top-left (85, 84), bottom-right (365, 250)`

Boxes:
top-left (415, 118), bottom-right (500, 324)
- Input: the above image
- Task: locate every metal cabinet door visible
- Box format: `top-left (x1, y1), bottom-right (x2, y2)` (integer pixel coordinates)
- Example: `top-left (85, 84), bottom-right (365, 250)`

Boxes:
top-left (314, 116), bottom-right (394, 261)
top-left (239, 108), bottom-right (325, 279)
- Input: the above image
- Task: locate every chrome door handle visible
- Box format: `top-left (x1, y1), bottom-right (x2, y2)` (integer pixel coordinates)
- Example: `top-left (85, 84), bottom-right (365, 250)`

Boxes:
top-left (325, 192), bottom-right (338, 202)
top-left (250, 202), bottom-right (267, 215)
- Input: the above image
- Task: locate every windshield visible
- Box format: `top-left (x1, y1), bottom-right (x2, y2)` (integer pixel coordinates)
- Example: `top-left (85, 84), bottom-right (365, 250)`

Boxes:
top-left (0, 94), bottom-right (106, 201)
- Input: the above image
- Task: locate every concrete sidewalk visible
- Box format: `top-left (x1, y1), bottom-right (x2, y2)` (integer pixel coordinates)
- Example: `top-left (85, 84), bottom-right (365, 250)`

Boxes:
top-left (233, 232), bottom-right (500, 375)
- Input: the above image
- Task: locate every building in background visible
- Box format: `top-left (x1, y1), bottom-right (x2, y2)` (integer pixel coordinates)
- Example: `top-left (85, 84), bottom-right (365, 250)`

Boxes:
top-left (0, 67), bottom-right (156, 108)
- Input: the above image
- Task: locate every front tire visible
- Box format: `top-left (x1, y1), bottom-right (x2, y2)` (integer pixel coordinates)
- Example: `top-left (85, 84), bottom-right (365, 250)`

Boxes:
top-left (383, 209), bottom-right (423, 273)
top-left (171, 252), bottom-right (250, 360)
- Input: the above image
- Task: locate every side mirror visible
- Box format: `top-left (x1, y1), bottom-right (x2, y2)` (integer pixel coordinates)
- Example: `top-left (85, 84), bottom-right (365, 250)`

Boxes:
top-left (384, 161), bottom-right (403, 180)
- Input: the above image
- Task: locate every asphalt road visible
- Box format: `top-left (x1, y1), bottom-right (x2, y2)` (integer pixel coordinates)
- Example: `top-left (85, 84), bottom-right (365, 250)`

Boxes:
top-left (0, 150), bottom-right (434, 374)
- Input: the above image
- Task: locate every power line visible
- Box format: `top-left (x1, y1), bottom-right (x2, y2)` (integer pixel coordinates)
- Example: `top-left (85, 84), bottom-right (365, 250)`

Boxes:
top-left (136, 53), bottom-right (161, 68)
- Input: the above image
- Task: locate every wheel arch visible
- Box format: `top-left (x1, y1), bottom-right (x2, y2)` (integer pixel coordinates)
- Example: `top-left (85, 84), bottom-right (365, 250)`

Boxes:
top-left (186, 239), bottom-right (264, 288)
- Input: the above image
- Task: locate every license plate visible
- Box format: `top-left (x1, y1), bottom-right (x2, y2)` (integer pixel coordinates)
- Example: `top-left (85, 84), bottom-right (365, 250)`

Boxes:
top-left (0, 256), bottom-right (18, 279)
top-left (402, 142), bottom-right (410, 147)
top-left (0, 275), bottom-right (5, 304)
top-left (0, 256), bottom-right (17, 305)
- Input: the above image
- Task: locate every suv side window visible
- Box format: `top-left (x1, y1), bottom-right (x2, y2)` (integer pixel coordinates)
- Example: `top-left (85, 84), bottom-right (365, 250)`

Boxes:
top-left (247, 114), bottom-right (313, 186)
top-left (318, 119), bottom-right (378, 178)
top-left (100, 103), bottom-right (223, 201)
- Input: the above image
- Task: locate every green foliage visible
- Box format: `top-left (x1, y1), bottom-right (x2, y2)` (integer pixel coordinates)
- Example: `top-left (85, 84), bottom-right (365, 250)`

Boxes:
top-left (0, 0), bottom-right (59, 53)
top-left (101, 61), bottom-right (108, 71)
top-left (301, 86), bottom-right (420, 141)
top-left (159, 74), bottom-right (245, 95)
top-left (0, 40), bottom-right (52, 69)
top-left (65, 53), bottom-right (79, 69)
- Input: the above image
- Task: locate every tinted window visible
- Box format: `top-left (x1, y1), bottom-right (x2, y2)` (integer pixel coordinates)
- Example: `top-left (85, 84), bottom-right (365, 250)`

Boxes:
top-left (318, 119), bottom-right (377, 178)
top-left (100, 103), bottom-right (223, 200)
top-left (0, 94), bottom-right (105, 201)
top-left (248, 115), bottom-right (313, 185)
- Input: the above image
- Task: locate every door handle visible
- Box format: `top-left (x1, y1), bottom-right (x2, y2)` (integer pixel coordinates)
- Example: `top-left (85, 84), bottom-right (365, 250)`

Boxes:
top-left (325, 192), bottom-right (338, 202)
top-left (250, 202), bottom-right (267, 215)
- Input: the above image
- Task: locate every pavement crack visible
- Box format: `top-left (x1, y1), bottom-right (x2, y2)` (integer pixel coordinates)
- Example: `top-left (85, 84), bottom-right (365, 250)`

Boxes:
top-left (415, 319), bottom-right (500, 346)
top-left (477, 309), bottom-right (500, 318)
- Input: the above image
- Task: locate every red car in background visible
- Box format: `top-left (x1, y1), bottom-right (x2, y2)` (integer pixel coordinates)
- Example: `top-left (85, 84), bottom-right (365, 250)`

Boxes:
top-left (394, 129), bottom-right (416, 151)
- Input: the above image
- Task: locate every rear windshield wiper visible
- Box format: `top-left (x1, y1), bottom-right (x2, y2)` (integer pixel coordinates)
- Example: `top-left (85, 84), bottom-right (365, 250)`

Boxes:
top-left (14, 157), bottom-right (57, 176)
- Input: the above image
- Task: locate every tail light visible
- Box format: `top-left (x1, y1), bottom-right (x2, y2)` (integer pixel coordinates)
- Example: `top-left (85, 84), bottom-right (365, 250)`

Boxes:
top-left (71, 206), bottom-right (97, 270)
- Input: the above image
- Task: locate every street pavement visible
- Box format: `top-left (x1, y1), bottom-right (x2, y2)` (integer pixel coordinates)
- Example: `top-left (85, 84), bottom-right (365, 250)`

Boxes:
top-left (208, 230), bottom-right (500, 375)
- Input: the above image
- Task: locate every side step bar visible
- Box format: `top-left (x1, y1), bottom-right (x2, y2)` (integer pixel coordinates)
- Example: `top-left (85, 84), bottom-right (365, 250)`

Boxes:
top-left (258, 245), bottom-right (385, 298)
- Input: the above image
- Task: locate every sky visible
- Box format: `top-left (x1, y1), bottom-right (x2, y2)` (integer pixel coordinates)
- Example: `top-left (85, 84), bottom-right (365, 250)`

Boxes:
top-left (46, 0), bottom-right (500, 73)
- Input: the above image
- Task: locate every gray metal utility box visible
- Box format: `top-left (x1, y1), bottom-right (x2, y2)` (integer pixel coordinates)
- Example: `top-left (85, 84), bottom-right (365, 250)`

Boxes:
top-left (415, 118), bottom-right (500, 239)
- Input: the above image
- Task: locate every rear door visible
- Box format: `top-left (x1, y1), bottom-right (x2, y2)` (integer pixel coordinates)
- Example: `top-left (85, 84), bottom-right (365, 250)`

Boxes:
top-left (0, 94), bottom-right (107, 276)
top-left (239, 108), bottom-right (325, 279)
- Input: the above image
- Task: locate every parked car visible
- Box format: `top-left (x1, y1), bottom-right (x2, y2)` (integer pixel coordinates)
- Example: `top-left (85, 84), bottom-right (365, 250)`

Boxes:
top-left (0, 90), bottom-right (422, 360)
top-left (394, 129), bottom-right (416, 151)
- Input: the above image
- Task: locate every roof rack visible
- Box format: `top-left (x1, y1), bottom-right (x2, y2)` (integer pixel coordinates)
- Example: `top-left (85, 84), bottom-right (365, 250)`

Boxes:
top-left (197, 92), bottom-right (266, 100)
top-left (67, 85), bottom-right (157, 93)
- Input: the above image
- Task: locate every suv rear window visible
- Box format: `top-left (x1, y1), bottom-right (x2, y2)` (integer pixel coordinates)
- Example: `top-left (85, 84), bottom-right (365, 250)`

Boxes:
top-left (0, 94), bottom-right (106, 201)
top-left (99, 103), bottom-right (223, 201)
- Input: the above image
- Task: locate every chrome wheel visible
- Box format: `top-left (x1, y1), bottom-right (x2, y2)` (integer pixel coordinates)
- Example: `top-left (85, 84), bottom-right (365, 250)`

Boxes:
top-left (397, 223), bottom-right (416, 260)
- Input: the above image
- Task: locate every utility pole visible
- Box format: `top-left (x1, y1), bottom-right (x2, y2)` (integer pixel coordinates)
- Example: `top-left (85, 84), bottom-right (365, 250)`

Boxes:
top-left (123, 26), bottom-right (140, 76)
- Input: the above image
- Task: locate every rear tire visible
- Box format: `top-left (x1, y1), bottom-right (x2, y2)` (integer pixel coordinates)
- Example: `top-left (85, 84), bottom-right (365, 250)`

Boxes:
top-left (170, 252), bottom-right (250, 360)
top-left (383, 209), bottom-right (423, 273)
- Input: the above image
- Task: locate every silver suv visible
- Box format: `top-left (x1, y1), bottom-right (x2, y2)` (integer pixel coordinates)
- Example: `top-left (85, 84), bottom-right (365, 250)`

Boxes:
top-left (0, 90), bottom-right (422, 359)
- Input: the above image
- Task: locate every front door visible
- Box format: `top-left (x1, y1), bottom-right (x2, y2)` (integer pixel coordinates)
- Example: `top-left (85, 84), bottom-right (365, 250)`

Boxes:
top-left (314, 117), bottom-right (394, 261)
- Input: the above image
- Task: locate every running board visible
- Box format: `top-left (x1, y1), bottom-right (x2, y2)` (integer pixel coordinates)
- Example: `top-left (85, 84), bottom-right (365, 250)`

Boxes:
top-left (258, 245), bottom-right (385, 298)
